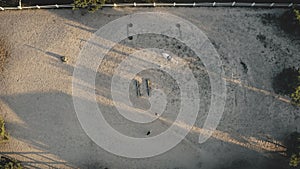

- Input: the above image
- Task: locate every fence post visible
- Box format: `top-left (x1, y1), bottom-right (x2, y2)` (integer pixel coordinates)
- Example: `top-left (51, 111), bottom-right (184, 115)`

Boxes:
top-left (18, 0), bottom-right (22, 9)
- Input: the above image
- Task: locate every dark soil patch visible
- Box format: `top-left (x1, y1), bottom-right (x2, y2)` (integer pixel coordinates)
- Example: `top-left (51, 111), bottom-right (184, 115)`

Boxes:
top-left (256, 34), bottom-right (266, 42)
top-left (240, 60), bottom-right (248, 73)
top-left (256, 33), bottom-right (269, 49)
top-left (261, 13), bottom-right (278, 25)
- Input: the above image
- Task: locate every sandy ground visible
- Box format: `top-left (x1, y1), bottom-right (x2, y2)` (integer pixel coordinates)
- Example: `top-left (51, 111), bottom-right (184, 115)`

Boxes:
top-left (0, 7), bottom-right (299, 169)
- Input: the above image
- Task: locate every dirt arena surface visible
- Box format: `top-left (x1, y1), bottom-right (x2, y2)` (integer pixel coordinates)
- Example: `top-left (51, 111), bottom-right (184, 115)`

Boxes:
top-left (0, 7), bottom-right (300, 169)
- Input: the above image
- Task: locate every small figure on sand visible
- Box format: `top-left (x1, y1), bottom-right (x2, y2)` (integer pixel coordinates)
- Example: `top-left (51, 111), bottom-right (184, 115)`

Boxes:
top-left (60, 56), bottom-right (68, 62)
top-left (162, 52), bottom-right (172, 61)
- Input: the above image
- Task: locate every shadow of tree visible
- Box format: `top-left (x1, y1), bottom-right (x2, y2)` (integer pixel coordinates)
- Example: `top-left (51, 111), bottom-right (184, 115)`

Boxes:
top-left (1, 92), bottom-right (112, 168)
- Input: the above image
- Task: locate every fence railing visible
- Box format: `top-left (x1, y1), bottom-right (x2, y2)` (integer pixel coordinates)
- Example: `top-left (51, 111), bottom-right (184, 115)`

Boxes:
top-left (0, 2), bottom-right (299, 11)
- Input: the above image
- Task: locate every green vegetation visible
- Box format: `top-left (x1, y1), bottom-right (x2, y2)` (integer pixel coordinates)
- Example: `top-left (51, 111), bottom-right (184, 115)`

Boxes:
top-left (286, 132), bottom-right (300, 167)
top-left (0, 156), bottom-right (23, 169)
top-left (294, 9), bottom-right (300, 24)
top-left (0, 116), bottom-right (8, 143)
top-left (290, 154), bottom-right (300, 167)
top-left (273, 67), bottom-right (300, 106)
top-left (292, 86), bottom-right (300, 107)
top-left (73, 0), bottom-right (106, 12)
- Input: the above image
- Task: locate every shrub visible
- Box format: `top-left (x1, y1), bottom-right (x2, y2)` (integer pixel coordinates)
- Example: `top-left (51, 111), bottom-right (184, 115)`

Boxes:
top-left (0, 156), bottom-right (23, 169)
top-left (292, 86), bottom-right (300, 107)
top-left (286, 132), bottom-right (300, 167)
top-left (0, 116), bottom-right (8, 143)
top-left (73, 0), bottom-right (106, 12)
top-left (290, 154), bottom-right (300, 167)
top-left (295, 9), bottom-right (300, 24)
